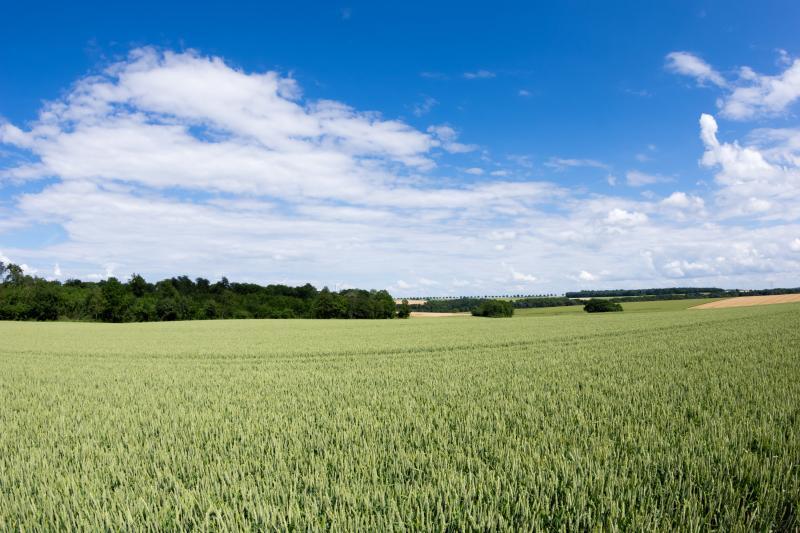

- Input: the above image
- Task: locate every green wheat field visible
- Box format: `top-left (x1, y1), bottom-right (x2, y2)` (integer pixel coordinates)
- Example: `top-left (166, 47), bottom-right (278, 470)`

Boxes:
top-left (1, 299), bottom-right (798, 530)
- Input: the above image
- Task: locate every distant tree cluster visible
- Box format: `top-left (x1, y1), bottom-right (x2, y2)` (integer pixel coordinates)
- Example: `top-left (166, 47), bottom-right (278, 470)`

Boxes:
top-left (510, 297), bottom-right (579, 308)
top-left (409, 296), bottom-right (579, 313)
top-left (0, 262), bottom-right (399, 322)
top-left (583, 299), bottom-right (623, 313)
top-left (567, 287), bottom-right (728, 298)
top-left (411, 297), bottom-right (489, 313)
top-left (471, 300), bottom-right (514, 318)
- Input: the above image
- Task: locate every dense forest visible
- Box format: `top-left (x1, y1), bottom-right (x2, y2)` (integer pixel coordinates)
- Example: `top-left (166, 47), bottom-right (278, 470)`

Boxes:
top-left (0, 262), bottom-right (398, 322)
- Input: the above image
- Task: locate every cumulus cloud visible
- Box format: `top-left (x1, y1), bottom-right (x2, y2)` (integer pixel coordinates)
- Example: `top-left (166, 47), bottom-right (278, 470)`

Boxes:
top-left (578, 270), bottom-right (597, 281)
top-left (699, 113), bottom-right (800, 219)
top-left (605, 208), bottom-right (648, 226)
top-left (666, 50), bottom-right (800, 120)
top-left (509, 266), bottom-right (537, 283)
top-left (721, 59), bottom-right (800, 120)
top-left (661, 191), bottom-right (705, 210)
top-left (2, 47), bottom-right (800, 293)
top-left (665, 52), bottom-right (727, 87)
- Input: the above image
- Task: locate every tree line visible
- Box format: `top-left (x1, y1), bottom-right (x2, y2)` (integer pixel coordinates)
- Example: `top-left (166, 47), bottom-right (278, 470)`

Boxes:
top-left (410, 296), bottom-right (579, 313)
top-left (0, 262), bottom-right (400, 322)
top-left (566, 287), bottom-right (800, 298)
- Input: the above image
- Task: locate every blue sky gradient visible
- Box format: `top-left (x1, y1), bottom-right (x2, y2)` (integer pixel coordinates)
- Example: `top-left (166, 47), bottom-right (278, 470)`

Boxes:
top-left (1, 1), bottom-right (799, 294)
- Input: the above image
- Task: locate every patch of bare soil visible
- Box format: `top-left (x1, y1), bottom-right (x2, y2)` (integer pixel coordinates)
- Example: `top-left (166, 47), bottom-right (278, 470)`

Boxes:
top-left (691, 294), bottom-right (800, 309)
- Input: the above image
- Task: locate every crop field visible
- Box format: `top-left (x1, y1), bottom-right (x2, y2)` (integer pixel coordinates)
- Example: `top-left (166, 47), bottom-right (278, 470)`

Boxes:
top-left (1, 302), bottom-right (799, 530)
top-left (513, 297), bottom-right (721, 316)
top-left (692, 294), bottom-right (800, 309)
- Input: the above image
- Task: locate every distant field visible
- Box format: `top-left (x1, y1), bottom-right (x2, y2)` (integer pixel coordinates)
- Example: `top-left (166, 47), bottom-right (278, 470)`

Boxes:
top-left (514, 297), bottom-right (722, 316)
top-left (1, 301), bottom-right (798, 529)
top-left (693, 294), bottom-right (800, 309)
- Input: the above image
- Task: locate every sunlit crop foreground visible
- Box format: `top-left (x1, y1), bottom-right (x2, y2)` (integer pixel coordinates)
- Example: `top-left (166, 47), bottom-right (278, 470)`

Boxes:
top-left (1, 299), bottom-right (798, 530)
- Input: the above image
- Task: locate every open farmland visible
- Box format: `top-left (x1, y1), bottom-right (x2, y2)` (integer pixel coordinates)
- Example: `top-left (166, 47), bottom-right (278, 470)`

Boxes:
top-left (1, 303), bottom-right (799, 530)
top-left (692, 293), bottom-right (800, 309)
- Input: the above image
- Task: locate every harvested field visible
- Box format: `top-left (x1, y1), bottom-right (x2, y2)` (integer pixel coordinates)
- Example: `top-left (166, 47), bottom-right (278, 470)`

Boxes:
top-left (409, 311), bottom-right (470, 317)
top-left (692, 293), bottom-right (800, 309)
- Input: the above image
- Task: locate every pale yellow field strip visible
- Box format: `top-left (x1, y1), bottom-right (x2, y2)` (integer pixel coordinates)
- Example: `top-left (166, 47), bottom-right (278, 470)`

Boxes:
top-left (691, 294), bottom-right (800, 309)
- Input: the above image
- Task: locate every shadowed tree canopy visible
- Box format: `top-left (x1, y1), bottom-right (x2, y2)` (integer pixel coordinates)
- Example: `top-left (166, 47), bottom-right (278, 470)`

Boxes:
top-left (0, 263), bottom-right (400, 322)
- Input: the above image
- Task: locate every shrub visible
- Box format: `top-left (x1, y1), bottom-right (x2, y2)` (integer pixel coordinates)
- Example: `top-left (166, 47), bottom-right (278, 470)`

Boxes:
top-left (583, 299), bottom-right (623, 313)
top-left (472, 300), bottom-right (514, 318)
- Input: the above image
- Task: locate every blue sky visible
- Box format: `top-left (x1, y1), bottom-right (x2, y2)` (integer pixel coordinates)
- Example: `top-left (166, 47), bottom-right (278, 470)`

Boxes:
top-left (1, 1), bottom-right (799, 294)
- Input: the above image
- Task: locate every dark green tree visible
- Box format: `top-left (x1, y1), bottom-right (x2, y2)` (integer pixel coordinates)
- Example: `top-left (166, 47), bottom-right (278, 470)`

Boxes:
top-left (397, 299), bottom-right (411, 319)
top-left (583, 299), bottom-right (623, 313)
top-left (472, 299), bottom-right (514, 318)
top-left (311, 287), bottom-right (347, 319)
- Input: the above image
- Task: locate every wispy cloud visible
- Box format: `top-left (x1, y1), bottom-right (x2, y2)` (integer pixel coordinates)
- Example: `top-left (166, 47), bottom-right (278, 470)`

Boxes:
top-left (411, 95), bottom-right (438, 117)
top-left (665, 51), bottom-right (727, 87)
top-left (545, 157), bottom-right (609, 171)
top-left (463, 70), bottom-right (495, 80)
top-left (420, 71), bottom-right (448, 80)
top-left (666, 50), bottom-right (800, 120)
top-left (625, 170), bottom-right (671, 187)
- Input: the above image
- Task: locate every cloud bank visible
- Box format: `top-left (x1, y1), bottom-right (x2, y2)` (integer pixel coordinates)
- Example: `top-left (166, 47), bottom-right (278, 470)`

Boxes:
top-left (1, 47), bottom-right (799, 294)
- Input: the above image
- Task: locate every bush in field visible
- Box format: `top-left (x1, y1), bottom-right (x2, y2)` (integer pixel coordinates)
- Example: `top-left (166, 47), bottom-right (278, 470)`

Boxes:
top-left (583, 299), bottom-right (623, 313)
top-left (472, 299), bottom-right (514, 317)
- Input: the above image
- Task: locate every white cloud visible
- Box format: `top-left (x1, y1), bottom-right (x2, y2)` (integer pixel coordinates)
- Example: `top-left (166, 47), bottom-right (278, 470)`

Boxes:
top-left (605, 208), bottom-right (648, 226)
top-left (465, 167), bottom-right (484, 175)
top-left (720, 59), bottom-right (800, 120)
top-left (626, 170), bottom-right (669, 187)
top-left (546, 157), bottom-right (608, 171)
top-left (578, 270), bottom-right (597, 281)
top-left (53, 263), bottom-right (62, 277)
top-left (490, 170), bottom-right (509, 177)
top-left (665, 52), bottom-right (727, 87)
top-left (420, 71), bottom-right (448, 80)
top-left (699, 113), bottom-right (800, 219)
top-left (661, 191), bottom-right (705, 210)
top-left (489, 230), bottom-right (517, 241)
top-left (2, 47), bottom-right (800, 294)
top-left (411, 96), bottom-right (438, 117)
top-left (790, 238), bottom-right (800, 252)
top-left (662, 259), bottom-right (716, 278)
top-left (518, 89), bottom-right (531, 97)
top-left (666, 50), bottom-right (800, 120)
top-left (463, 70), bottom-right (495, 80)
top-left (510, 268), bottom-right (537, 283)
top-left (607, 175), bottom-right (618, 186)
top-left (427, 125), bottom-right (477, 153)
